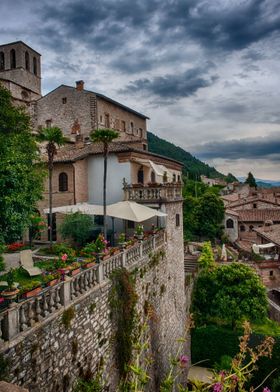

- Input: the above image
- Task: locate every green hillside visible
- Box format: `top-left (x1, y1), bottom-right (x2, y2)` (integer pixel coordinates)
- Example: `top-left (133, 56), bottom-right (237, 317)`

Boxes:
top-left (147, 132), bottom-right (226, 180)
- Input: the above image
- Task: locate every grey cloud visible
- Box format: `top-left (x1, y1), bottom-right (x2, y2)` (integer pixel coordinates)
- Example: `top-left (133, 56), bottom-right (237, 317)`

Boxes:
top-left (192, 133), bottom-right (280, 160)
top-left (120, 68), bottom-right (218, 102)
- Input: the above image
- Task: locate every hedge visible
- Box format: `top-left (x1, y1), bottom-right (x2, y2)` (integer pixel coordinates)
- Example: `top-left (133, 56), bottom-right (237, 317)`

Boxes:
top-left (191, 325), bottom-right (280, 390)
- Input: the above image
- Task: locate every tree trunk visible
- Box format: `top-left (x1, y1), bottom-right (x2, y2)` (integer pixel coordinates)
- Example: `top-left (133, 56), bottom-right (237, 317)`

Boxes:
top-left (103, 145), bottom-right (108, 240)
top-left (49, 166), bottom-right (53, 248)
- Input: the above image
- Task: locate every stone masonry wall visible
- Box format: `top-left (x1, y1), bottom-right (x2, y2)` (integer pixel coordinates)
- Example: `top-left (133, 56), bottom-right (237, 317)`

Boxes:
top-left (0, 233), bottom-right (187, 392)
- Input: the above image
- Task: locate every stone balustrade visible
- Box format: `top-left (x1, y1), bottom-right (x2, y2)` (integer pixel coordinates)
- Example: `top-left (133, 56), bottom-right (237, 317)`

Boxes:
top-left (0, 231), bottom-right (165, 344)
top-left (123, 183), bottom-right (183, 203)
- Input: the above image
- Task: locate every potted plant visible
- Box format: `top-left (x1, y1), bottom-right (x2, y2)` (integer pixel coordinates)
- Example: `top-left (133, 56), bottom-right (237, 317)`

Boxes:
top-left (42, 272), bottom-right (61, 287)
top-left (135, 224), bottom-right (144, 240)
top-left (21, 280), bottom-right (42, 298)
top-left (81, 257), bottom-right (96, 269)
top-left (118, 233), bottom-right (126, 249)
top-left (69, 261), bottom-right (81, 276)
top-left (1, 269), bottom-right (19, 300)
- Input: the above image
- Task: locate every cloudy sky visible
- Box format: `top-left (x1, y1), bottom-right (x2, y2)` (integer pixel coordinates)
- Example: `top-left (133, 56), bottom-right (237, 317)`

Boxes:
top-left (1, 0), bottom-right (280, 180)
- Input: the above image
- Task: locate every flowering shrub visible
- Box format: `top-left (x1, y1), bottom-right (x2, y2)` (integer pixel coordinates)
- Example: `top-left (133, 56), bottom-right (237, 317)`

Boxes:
top-left (82, 234), bottom-right (109, 256)
top-left (6, 242), bottom-right (26, 252)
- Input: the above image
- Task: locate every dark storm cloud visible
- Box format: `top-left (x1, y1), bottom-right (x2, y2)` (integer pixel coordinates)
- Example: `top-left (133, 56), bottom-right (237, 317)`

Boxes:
top-left (120, 68), bottom-right (218, 101)
top-left (33, 0), bottom-right (280, 63)
top-left (158, 0), bottom-right (280, 51)
top-left (193, 133), bottom-right (280, 160)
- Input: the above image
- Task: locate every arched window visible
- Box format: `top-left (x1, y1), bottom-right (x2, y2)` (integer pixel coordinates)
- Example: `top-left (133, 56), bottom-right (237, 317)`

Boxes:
top-left (0, 52), bottom-right (5, 70)
top-left (33, 57), bottom-right (37, 75)
top-left (151, 171), bottom-right (156, 183)
top-left (173, 174), bottom-right (176, 182)
top-left (137, 166), bottom-right (144, 184)
top-left (249, 225), bottom-right (254, 232)
top-left (59, 172), bottom-right (68, 192)
top-left (226, 219), bottom-right (234, 229)
top-left (25, 51), bottom-right (30, 71)
top-left (240, 225), bottom-right (246, 232)
top-left (10, 49), bottom-right (16, 69)
top-left (177, 175), bottom-right (181, 182)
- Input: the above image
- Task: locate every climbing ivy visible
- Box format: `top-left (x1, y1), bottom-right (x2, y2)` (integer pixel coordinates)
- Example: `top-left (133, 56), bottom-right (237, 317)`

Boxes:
top-left (109, 268), bottom-right (138, 379)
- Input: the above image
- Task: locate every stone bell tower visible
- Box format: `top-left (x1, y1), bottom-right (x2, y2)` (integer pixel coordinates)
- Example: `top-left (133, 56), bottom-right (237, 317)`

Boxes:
top-left (0, 41), bottom-right (41, 106)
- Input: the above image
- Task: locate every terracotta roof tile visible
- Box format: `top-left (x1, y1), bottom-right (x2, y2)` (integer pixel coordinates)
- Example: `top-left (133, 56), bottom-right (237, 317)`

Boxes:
top-left (238, 209), bottom-right (280, 222)
top-left (41, 142), bottom-right (183, 167)
top-left (254, 224), bottom-right (280, 246)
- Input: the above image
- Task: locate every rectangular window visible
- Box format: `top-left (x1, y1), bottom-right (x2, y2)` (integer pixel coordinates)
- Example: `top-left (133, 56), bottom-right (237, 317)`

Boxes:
top-left (46, 119), bottom-right (52, 128)
top-left (100, 115), bottom-right (103, 123)
top-left (127, 220), bottom-right (135, 229)
top-left (105, 114), bottom-right (110, 128)
top-left (62, 97), bottom-right (67, 104)
top-left (94, 216), bottom-right (104, 226)
top-left (115, 118), bottom-right (120, 130)
top-left (176, 214), bottom-right (180, 227)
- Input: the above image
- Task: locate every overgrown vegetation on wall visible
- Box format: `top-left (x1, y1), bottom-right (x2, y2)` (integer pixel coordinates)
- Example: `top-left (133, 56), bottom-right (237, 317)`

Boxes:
top-left (110, 268), bottom-right (138, 378)
top-left (192, 324), bottom-right (280, 390)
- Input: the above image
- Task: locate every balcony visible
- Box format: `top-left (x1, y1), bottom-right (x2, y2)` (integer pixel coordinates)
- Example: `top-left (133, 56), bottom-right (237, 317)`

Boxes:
top-left (123, 183), bottom-right (183, 203)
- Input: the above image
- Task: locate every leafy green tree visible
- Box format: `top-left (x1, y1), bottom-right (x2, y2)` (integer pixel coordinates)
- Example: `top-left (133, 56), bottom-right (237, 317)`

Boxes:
top-left (245, 172), bottom-right (257, 188)
top-left (193, 192), bottom-right (225, 240)
top-left (183, 195), bottom-right (199, 240)
top-left (198, 241), bottom-right (216, 270)
top-left (59, 212), bottom-right (95, 246)
top-left (0, 86), bottom-right (44, 242)
top-left (90, 128), bottom-right (119, 239)
top-left (37, 127), bottom-right (67, 247)
top-left (192, 263), bottom-right (268, 328)
top-left (0, 241), bottom-right (6, 272)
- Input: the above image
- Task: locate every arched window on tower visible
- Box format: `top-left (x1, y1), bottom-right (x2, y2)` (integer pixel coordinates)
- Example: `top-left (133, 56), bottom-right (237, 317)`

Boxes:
top-left (0, 52), bottom-right (5, 70)
top-left (137, 166), bottom-right (144, 184)
top-left (10, 49), bottom-right (16, 69)
top-left (226, 218), bottom-right (234, 229)
top-left (33, 57), bottom-right (37, 75)
top-left (25, 51), bottom-right (30, 71)
top-left (59, 172), bottom-right (68, 192)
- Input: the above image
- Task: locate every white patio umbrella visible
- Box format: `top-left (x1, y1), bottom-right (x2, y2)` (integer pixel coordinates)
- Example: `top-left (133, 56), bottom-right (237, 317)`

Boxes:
top-left (106, 201), bottom-right (167, 222)
top-left (43, 203), bottom-right (104, 215)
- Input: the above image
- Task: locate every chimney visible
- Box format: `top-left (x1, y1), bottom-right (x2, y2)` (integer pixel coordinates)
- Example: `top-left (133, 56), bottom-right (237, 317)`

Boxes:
top-left (76, 80), bottom-right (84, 91)
top-left (75, 134), bottom-right (84, 148)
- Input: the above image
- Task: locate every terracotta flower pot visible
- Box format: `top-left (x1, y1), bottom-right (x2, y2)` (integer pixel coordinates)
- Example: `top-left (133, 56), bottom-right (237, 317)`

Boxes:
top-left (1, 288), bottom-right (19, 300)
top-left (70, 268), bottom-right (81, 276)
top-left (23, 286), bottom-right (42, 299)
top-left (47, 279), bottom-right (60, 287)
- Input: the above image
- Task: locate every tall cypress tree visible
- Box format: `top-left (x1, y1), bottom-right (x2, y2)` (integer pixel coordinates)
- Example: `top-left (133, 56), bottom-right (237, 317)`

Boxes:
top-left (245, 172), bottom-right (257, 188)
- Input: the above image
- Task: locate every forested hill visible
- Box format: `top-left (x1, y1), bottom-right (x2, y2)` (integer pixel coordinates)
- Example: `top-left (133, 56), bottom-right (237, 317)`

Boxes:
top-left (147, 132), bottom-right (225, 179)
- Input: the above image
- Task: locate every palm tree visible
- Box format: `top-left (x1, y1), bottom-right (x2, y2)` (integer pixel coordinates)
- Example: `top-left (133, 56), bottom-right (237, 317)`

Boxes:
top-left (37, 127), bottom-right (66, 247)
top-left (90, 128), bottom-right (119, 239)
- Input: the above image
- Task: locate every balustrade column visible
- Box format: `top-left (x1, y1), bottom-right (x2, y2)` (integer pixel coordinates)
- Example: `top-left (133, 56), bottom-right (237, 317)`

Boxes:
top-left (61, 277), bottom-right (72, 306)
top-left (2, 305), bottom-right (19, 340)
top-left (96, 263), bottom-right (104, 283)
top-left (122, 250), bottom-right (126, 268)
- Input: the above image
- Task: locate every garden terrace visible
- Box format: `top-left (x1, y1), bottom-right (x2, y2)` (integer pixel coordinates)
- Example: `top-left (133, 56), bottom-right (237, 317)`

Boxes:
top-left (0, 231), bottom-right (165, 343)
top-left (123, 182), bottom-right (183, 204)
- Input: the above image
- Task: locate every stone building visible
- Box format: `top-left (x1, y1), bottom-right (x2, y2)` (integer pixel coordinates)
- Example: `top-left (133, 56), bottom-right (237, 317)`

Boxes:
top-left (34, 81), bottom-right (149, 149)
top-left (39, 139), bottom-right (183, 241)
top-left (223, 188), bottom-right (280, 251)
top-left (0, 41), bottom-right (41, 108)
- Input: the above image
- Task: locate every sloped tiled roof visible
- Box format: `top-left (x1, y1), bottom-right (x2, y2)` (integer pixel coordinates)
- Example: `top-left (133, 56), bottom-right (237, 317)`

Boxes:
top-left (238, 209), bottom-right (280, 222)
top-left (42, 142), bottom-right (183, 167)
top-left (254, 224), bottom-right (280, 246)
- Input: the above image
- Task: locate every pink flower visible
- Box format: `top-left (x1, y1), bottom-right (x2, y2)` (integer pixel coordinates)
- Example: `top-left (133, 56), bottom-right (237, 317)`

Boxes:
top-left (263, 388), bottom-right (271, 392)
top-left (179, 355), bottom-right (189, 367)
top-left (61, 253), bottom-right (68, 262)
top-left (213, 383), bottom-right (223, 392)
